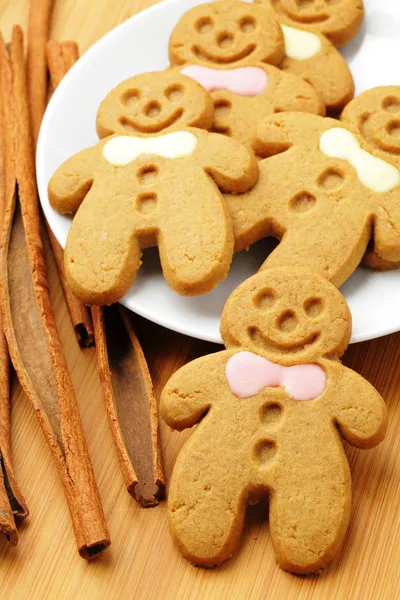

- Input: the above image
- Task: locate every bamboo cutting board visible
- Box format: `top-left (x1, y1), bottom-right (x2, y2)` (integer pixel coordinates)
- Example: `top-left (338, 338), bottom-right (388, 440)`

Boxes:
top-left (0, 1), bottom-right (399, 598)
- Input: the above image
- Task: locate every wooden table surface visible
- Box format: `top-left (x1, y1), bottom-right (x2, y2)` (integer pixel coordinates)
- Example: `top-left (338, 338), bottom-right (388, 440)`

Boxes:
top-left (0, 1), bottom-right (399, 598)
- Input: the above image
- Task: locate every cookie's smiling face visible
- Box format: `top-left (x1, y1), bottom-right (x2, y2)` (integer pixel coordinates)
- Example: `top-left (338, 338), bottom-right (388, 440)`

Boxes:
top-left (261, 0), bottom-right (363, 45)
top-left (96, 71), bottom-right (213, 137)
top-left (169, 1), bottom-right (284, 68)
top-left (271, 0), bottom-right (346, 24)
top-left (221, 268), bottom-right (350, 365)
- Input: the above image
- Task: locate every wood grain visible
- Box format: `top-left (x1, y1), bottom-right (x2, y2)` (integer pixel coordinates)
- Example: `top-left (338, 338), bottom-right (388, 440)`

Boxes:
top-left (0, 1), bottom-right (399, 598)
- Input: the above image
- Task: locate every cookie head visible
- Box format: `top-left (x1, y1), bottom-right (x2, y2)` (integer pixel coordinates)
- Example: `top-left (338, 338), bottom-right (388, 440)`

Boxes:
top-left (96, 71), bottom-right (214, 138)
top-left (221, 268), bottom-right (351, 365)
top-left (341, 86), bottom-right (400, 167)
top-left (258, 0), bottom-right (363, 45)
top-left (169, 0), bottom-right (284, 68)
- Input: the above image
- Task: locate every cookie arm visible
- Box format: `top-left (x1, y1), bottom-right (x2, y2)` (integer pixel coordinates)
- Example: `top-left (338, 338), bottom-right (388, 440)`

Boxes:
top-left (195, 131), bottom-right (258, 194)
top-left (332, 366), bottom-right (387, 449)
top-left (48, 146), bottom-right (96, 214)
top-left (373, 199), bottom-right (400, 262)
top-left (160, 351), bottom-right (228, 431)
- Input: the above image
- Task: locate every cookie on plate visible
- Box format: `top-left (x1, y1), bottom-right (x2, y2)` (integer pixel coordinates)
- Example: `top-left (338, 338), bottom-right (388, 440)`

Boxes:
top-left (225, 112), bottom-right (400, 287)
top-left (48, 128), bottom-right (258, 305)
top-left (256, 0), bottom-right (364, 46)
top-left (160, 267), bottom-right (387, 573)
top-left (255, 1), bottom-right (354, 112)
top-left (341, 86), bottom-right (400, 270)
top-left (169, 0), bottom-right (325, 148)
top-left (96, 70), bottom-right (214, 138)
top-left (169, 0), bottom-right (285, 68)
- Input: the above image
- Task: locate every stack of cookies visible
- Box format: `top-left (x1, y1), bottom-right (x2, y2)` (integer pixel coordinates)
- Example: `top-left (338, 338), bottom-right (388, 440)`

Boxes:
top-left (48, 0), bottom-right (399, 574)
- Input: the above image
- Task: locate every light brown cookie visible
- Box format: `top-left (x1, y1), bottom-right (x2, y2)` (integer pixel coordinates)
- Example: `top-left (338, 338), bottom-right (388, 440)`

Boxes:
top-left (273, 19), bottom-right (354, 112)
top-left (362, 248), bottom-right (397, 271)
top-left (160, 267), bottom-right (387, 573)
top-left (48, 128), bottom-right (258, 305)
top-left (256, 0), bottom-right (364, 46)
top-left (341, 86), bottom-right (400, 270)
top-left (225, 112), bottom-right (400, 287)
top-left (178, 62), bottom-right (324, 148)
top-left (96, 70), bottom-right (214, 138)
top-left (169, 0), bottom-right (285, 68)
top-left (168, 1), bottom-right (324, 148)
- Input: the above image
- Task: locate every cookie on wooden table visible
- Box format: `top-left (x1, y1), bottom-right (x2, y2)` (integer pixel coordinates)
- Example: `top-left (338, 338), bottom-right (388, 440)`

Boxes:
top-left (160, 267), bottom-right (387, 573)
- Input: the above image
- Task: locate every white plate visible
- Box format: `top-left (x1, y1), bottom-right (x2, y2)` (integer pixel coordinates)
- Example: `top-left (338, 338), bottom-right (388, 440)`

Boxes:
top-left (37, 0), bottom-right (400, 345)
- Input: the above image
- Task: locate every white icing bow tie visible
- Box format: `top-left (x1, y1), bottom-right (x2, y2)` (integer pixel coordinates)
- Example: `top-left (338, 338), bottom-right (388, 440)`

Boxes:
top-left (102, 131), bottom-right (198, 166)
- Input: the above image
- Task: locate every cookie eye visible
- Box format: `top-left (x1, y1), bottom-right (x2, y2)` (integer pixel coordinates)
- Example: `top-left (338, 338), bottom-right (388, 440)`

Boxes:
top-left (165, 84), bottom-right (184, 102)
top-left (121, 89), bottom-right (140, 107)
top-left (239, 16), bottom-right (256, 33)
top-left (386, 120), bottom-right (400, 138)
top-left (196, 17), bottom-right (214, 34)
top-left (254, 288), bottom-right (277, 309)
top-left (382, 96), bottom-right (400, 113)
top-left (304, 298), bottom-right (324, 318)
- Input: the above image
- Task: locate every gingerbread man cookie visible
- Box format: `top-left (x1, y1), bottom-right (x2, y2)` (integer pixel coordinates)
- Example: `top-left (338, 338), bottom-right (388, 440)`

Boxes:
top-left (169, 0), bottom-right (285, 68)
top-left (256, 0), bottom-right (364, 46)
top-left (341, 86), bottom-right (400, 270)
top-left (48, 128), bottom-right (257, 305)
top-left (225, 112), bottom-right (400, 287)
top-left (255, 1), bottom-right (355, 112)
top-left (169, 0), bottom-right (324, 148)
top-left (96, 70), bottom-right (214, 138)
top-left (161, 267), bottom-right (387, 574)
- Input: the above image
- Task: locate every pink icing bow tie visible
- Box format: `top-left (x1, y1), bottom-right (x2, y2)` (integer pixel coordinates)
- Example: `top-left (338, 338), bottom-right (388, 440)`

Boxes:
top-left (226, 352), bottom-right (326, 401)
top-left (180, 65), bottom-right (268, 96)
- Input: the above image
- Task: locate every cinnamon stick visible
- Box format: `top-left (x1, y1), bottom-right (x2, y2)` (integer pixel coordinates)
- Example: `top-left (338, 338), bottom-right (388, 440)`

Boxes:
top-left (28, 0), bottom-right (93, 347)
top-left (27, 0), bottom-right (54, 146)
top-left (0, 323), bottom-right (28, 546)
top-left (34, 33), bottom-right (94, 348)
top-left (44, 40), bottom-right (94, 347)
top-left (0, 38), bottom-right (29, 545)
top-left (46, 40), bottom-right (79, 89)
top-left (0, 26), bottom-right (110, 559)
top-left (92, 306), bottom-right (165, 506)
top-left (61, 41), bottom-right (79, 72)
top-left (46, 226), bottom-right (94, 347)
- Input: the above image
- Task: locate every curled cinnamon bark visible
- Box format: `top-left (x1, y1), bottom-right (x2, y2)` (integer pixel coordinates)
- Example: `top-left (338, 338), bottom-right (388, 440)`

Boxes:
top-left (0, 26), bottom-right (110, 560)
top-left (0, 34), bottom-right (28, 546)
top-left (46, 40), bottom-right (79, 89)
top-left (40, 37), bottom-right (95, 347)
top-left (27, 0), bottom-right (54, 145)
top-left (92, 306), bottom-right (165, 507)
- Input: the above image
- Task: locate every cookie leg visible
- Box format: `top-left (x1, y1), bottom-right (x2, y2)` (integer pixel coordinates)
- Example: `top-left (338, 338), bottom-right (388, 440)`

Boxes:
top-left (268, 445), bottom-right (351, 576)
top-left (261, 215), bottom-right (371, 288)
top-left (158, 177), bottom-right (234, 295)
top-left (64, 186), bottom-right (143, 305)
top-left (168, 452), bottom-right (248, 566)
